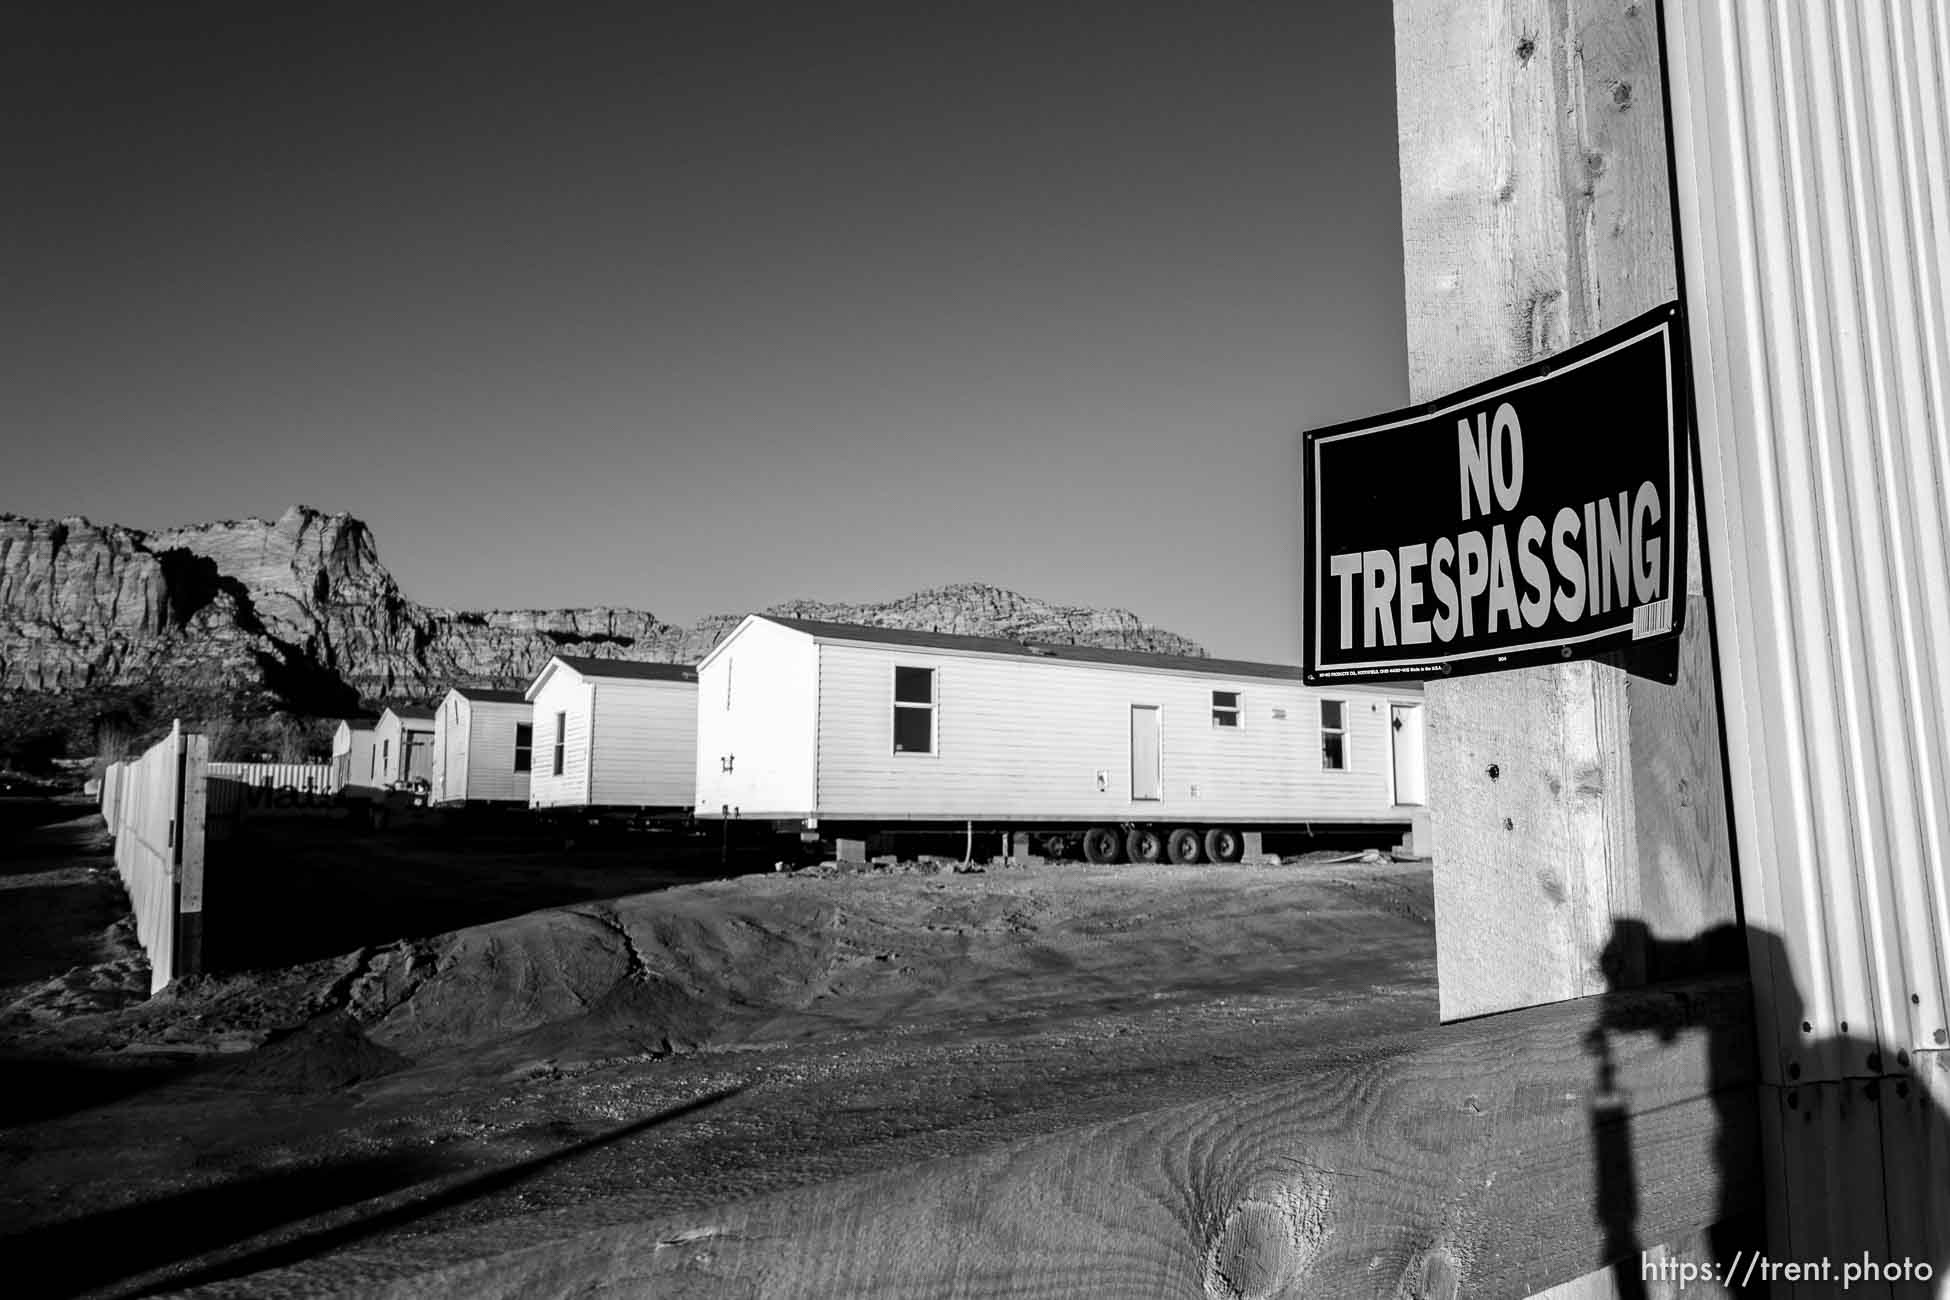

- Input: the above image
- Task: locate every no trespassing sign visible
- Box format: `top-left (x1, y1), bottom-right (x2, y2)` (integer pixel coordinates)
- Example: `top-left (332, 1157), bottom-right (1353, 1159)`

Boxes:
top-left (1302, 303), bottom-right (1690, 684)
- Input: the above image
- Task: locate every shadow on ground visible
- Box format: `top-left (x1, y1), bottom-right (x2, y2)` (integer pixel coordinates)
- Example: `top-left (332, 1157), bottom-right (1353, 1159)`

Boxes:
top-left (0, 1055), bottom-right (189, 1128)
top-left (201, 810), bottom-right (773, 972)
top-left (0, 1087), bottom-right (739, 1300)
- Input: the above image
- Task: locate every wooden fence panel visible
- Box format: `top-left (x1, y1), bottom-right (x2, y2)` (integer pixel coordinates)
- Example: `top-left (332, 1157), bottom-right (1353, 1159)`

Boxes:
top-left (193, 978), bottom-right (1758, 1300)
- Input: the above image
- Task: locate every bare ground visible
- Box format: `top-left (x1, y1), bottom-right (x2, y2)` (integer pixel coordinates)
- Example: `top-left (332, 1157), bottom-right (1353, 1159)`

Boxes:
top-left (0, 810), bottom-right (1434, 1300)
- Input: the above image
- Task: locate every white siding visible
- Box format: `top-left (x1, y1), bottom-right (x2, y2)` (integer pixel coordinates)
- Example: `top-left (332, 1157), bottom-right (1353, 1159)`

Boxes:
top-left (373, 711), bottom-right (435, 786)
top-left (465, 701), bottom-right (534, 804)
top-left (431, 694), bottom-right (470, 804)
top-left (527, 673), bottom-right (593, 808)
top-left (694, 618), bottom-right (819, 817)
top-left (812, 641), bottom-right (1407, 823)
top-left (589, 679), bottom-right (698, 808)
top-left (332, 725), bottom-right (379, 790)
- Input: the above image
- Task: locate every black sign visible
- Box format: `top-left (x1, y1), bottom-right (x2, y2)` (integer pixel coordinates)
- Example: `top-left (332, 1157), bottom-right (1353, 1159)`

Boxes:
top-left (1303, 303), bottom-right (1689, 684)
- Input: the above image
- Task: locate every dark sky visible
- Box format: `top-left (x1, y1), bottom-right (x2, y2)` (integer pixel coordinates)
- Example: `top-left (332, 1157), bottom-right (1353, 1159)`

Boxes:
top-left (5, 1), bottom-right (1407, 663)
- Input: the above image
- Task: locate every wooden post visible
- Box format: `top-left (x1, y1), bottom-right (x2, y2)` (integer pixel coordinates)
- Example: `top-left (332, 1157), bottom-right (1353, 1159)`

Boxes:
top-left (175, 728), bottom-right (209, 979)
top-left (1393, 0), bottom-right (1737, 1023)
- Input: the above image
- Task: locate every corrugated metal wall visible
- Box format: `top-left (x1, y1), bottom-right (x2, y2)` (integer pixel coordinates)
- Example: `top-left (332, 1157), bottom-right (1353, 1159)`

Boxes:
top-left (99, 722), bottom-right (207, 993)
top-left (204, 761), bottom-right (335, 792)
top-left (1668, 0), bottom-right (1950, 1088)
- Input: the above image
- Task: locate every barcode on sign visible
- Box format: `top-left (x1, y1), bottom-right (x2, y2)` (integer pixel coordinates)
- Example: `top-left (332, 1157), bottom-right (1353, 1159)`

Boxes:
top-left (1632, 598), bottom-right (1674, 640)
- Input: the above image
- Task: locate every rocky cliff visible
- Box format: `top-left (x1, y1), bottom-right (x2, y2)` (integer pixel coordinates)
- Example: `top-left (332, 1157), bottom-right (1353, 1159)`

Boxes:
top-left (0, 506), bottom-right (1205, 712)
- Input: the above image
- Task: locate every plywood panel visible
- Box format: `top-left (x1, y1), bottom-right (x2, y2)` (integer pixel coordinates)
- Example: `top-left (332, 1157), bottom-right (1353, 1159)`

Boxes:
top-left (1395, 0), bottom-right (1736, 1023)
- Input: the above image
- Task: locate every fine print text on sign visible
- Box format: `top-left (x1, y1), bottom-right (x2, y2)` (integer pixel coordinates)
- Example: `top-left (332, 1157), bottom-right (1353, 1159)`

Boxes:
top-left (1303, 303), bottom-right (1690, 684)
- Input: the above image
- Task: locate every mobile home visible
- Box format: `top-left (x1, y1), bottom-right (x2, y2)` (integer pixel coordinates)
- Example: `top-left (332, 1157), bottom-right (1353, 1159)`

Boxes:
top-left (429, 687), bottom-right (534, 806)
top-left (373, 705), bottom-right (436, 787)
top-left (694, 615), bottom-right (1425, 862)
top-left (524, 655), bottom-right (698, 811)
top-left (331, 720), bottom-right (379, 789)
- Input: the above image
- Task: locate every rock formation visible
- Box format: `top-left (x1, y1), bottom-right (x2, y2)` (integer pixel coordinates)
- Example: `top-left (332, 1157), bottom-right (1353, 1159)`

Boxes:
top-left (0, 506), bottom-right (1205, 714)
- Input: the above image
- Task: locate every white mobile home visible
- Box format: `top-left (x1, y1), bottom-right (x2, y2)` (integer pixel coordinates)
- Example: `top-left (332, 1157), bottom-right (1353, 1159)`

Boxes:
top-left (524, 655), bottom-right (698, 811)
top-left (695, 615), bottom-right (1426, 862)
top-left (331, 720), bottom-right (379, 790)
top-left (373, 705), bottom-right (436, 787)
top-left (429, 687), bottom-right (534, 806)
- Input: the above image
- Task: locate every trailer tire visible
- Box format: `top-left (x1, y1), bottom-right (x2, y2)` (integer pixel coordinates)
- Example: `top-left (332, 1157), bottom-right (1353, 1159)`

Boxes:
top-left (1165, 827), bottom-right (1203, 864)
top-left (1204, 827), bottom-right (1244, 863)
top-left (1082, 826), bottom-right (1123, 864)
top-left (1125, 826), bottom-right (1164, 864)
top-left (1040, 834), bottom-right (1070, 861)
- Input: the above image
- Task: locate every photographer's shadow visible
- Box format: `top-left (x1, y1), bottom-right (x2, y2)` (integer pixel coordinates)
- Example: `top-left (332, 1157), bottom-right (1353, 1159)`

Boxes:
top-left (1588, 919), bottom-right (1949, 1298)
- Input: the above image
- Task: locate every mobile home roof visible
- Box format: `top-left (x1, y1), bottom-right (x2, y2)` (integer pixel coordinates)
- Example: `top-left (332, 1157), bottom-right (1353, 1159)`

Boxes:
top-left (550, 655), bottom-right (697, 683)
top-left (758, 615), bottom-right (1311, 682)
top-left (384, 704), bottom-right (436, 722)
top-left (446, 687), bottom-right (530, 705)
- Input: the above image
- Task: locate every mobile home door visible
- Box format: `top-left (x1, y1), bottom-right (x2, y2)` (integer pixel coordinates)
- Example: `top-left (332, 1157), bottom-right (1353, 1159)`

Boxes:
top-left (1130, 705), bottom-right (1162, 801)
top-left (1390, 703), bottom-right (1427, 806)
top-left (404, 731), bottom-right (434, 784)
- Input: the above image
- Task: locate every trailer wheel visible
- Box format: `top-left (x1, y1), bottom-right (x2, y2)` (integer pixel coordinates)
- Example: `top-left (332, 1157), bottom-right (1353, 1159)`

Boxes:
top-left (1040, 834), bottom-right (1070, 861)
top-left (1166, 827), bottom-right (1203, 865)
top-left (1124, 826), bottom-right (1164, 864)
top-left (1204, 827), bottom-right (1244, 863)
top-left (1081, 826), bottom-right (1123, 864)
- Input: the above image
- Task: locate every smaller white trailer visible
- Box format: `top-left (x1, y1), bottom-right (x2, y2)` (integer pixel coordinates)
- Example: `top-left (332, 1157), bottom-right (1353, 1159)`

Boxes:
top-left (374, 705), bottom-right (437, 788)
top-left (430, 687), bottom-right (534, 806)
top-left (331, 720), bottom-right (379, 790)
top-left (695, 615), bottom-right (1427, 863)
top-left (523, 655), bottom-right (698, 812)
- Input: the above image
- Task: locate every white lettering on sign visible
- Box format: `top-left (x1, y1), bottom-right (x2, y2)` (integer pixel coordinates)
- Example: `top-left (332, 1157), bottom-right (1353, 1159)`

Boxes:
top-left (1330, 397), bottom-right (1670, 652)
top-left (1457, 401), bottom-right (1525, 520)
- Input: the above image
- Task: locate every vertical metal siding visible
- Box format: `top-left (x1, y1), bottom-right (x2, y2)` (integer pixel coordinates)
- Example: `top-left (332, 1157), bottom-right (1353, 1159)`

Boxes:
top-left (100, 722), bottom-right (207, 994)
top-left (1667, 0), bottom-right (1950, 1083)
top-left (203, 762), bottom-right (335, 791)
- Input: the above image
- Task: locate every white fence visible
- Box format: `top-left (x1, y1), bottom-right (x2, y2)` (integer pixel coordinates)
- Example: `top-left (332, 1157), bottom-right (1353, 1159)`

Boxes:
top-left (205, 762), bottom-right (335, 792)
top-left (99, 721), bottom-right (208, 994)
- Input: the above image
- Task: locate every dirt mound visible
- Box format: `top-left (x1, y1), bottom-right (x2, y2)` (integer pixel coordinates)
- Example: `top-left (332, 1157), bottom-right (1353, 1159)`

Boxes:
top-left (7, 858), bottom-right (1435, 1093)
top-left (299, 861), bottom-right (1436, 1074)
top-left (1, 946), bottom-right (149, 1024)
top-left (212, 1012), bottom-right (410, 1091)
top-left (331, 890), bottom-right (846, 1068)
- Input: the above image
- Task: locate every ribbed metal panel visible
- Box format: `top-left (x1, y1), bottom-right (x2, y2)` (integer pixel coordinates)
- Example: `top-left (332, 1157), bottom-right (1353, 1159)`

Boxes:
top-left (203, 761), bottom-right (334, 792)
top-left (1667, 0), bottom-right (1950, 1087)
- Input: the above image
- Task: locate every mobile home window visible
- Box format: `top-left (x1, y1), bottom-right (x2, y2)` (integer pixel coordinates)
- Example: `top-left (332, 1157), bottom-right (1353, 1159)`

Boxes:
top-left (552, 711), bottom-right (567, 776)
top-left (893, 665), bottom-right (935, 754)
top-left (1320, 699), bottom-right (1347, 770)
top-left (1212, 690), bottom-right (1241, 727)
top-left (382, 738), bottom-right (391, 773)
top-left (513, 722), bottom-right (533, 773)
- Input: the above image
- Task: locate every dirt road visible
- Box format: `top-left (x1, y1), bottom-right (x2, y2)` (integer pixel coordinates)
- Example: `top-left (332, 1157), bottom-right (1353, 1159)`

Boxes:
top-left (1, 823), bottom-right (1434, 1299)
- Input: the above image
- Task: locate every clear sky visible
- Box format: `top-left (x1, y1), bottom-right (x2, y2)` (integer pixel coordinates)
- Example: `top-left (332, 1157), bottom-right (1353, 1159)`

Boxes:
top-left (6, 1), bottom-right (1408, 665)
